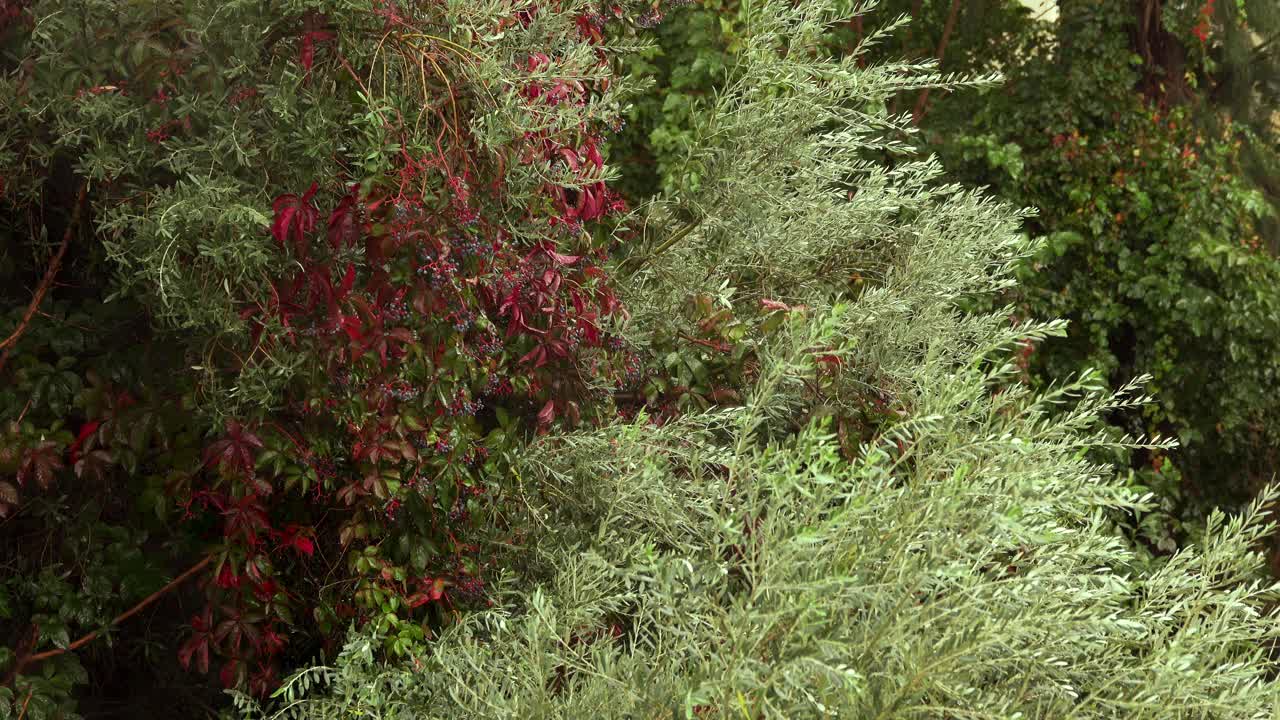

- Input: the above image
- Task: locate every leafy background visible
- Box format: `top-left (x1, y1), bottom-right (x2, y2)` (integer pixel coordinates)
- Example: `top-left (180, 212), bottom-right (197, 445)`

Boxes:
top-left (2, 0), bottom-right (1280, 717)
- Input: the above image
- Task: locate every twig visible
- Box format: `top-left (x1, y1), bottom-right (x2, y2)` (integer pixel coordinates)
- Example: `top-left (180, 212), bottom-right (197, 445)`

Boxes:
top-left (0, 182), bottom-right (88, 374)
top-left (2, 556), bottom-right (211, 687)
top-left (679, 333), bottom-right (731, 353)
top-left (912, 0), bottom-right (962, 126)
top-left (620, 215), bottom-right (704, 275)
top-left (15, 690), bottom-right (32, 720)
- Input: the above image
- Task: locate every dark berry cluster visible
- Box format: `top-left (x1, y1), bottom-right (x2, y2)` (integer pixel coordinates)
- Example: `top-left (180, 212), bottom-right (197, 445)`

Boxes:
top-left (455, 235), bottom-right (492, 258)
top-left (433, 433), bottom-right (455, 454)
top-left (483, 375), bottom-right (513, 396)
top-left (472, 333), bottom-right (503, 357)
top-left (383, 380), bottom-right (421, 402)
top-left (635, 8), bottom-right (663, 28)
top-left (463, 446), bottom-right (489, 466)
top-left (419, 258), bottom-right (459, 289)
top-left (622, 352), bottom-right (645, 384)
top-left (454, 574), bottom-right (485, 598)
top-left (446, 391), bottom-right (483, 417)
top-left (450, 311), bottom-right (474, 332)
top-left (564, 324), bottom-right (586, 351)
top-left (384, 297), bottom-right (410, 323)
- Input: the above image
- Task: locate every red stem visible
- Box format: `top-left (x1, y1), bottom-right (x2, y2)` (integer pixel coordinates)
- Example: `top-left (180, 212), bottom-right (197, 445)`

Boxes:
top-left (912, 0), bottom-right (962, 126)
top-left (0, 182), bottom-right (88, 374)
top-left (3, 556), bottom-right (211, 687)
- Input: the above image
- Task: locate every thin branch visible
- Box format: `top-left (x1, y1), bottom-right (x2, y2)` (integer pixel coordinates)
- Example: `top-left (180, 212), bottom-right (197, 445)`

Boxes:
top-left (2, 555), bottom-right (211, 687)
top-left (16, 690), bottom-right (32, 720)
top-left (1250, 28), bottom-right (1280, 62)
top-left (679, 333), bottom-right (732, 353)
top-left (912, 0), bottom-right (962, 126)
top-left (619, 214), bottom-right (705, 275)
top-left (0, 182), bottom-right (89, 374)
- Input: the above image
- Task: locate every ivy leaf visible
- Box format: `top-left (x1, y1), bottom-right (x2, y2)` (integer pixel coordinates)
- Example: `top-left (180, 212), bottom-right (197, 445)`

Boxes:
top-left (215, 605), bottom-right (263, 655)
top-left (67, 420), bottom-right (102, 463)
top-left (219, 658), bottom-right (244, 689)
top-left (546, 249), bottom-right (581, 266)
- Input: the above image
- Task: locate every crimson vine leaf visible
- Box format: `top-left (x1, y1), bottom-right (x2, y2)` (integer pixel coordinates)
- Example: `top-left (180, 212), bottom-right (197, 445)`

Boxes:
top-left (178, 607), bottom-right (214, 674)
top-left (219, 658), bottom-right (244, 689)
top-left (204, 420), bottom-right (263, 475)
top-left (327, 192), bottom-right (359, 249)
top-left (277, 524), bottom-right (315, 557)
top-left (298, 30), bottom-right (335, 75)
top-left (270, 183), bottom-right (319, 259)
top-left (538, 399), bottom-right (556, 425)
top-left (545, 248), bottom-right (580, 266)
top-left (222, 494), bottom-right (271, 545)
top-left (214, 604), bottom-right (263, 655)
top-left (17, 441), bottom-right (63, 490)
top-left (67, 420), bottom-right (101, 463)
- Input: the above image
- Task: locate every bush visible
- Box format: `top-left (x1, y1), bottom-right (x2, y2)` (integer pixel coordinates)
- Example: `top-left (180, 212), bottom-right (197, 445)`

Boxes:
top-left (1, 0), bottom-right (653, 712)
top-left (920, 0), bottom-right (1280, 517)
top-left (240, 2), bottom-right (1280, 718)
top-left (616, 0), bottom-right (1280, 543)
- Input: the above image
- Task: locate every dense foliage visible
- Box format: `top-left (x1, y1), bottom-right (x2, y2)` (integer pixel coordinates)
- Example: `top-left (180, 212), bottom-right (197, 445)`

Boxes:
top-left (917, 0), bottom-right (1280, 517)
top-left (1, 0), bottom-right (653, 714)
top-left (617, 0), bottom-right (1280, 537)
top-left (243, 1), bottom-right (1280, 717)
top-left (2, 0), bottom-right (1280, 718)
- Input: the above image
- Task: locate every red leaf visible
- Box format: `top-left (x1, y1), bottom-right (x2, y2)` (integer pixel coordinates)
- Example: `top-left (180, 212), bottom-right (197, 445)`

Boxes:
top-left (216, 562), bottom-right (242, 589)
top-left (292, 535), bottom-right (314, 556)
top-left (204, 420), bottom-right (263, 475)
top-left (341, 314), bottom-right (363, 341)
top-left (428, 577), bottom-right (446, 601)
top-left (538, 400), bottom-right (556, 425)
top-left (299, 30), bottom-right (335, 75)
top-left (17, 442), bottom-right (63, 490)
top-left (68, 420), bottom-right (101, 463)
top-left (579, 185), bottom-right (601, 220)
top-left (77, 420), bottom-right (101, 443)
top-left (337, 263), bottom-right (357, 297)
top-left (220, 659), bottom-right (242, 689)
top-left (271, 184), bottom-right (320, 259)
top-left (179, 607), bottom-right (214, 674)
top-left (279, 525), bottom-right (315, 557)
top-left (328, 193), bottom-right (359, 249)
top-left (519, 344), bottom-right (547, 368)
